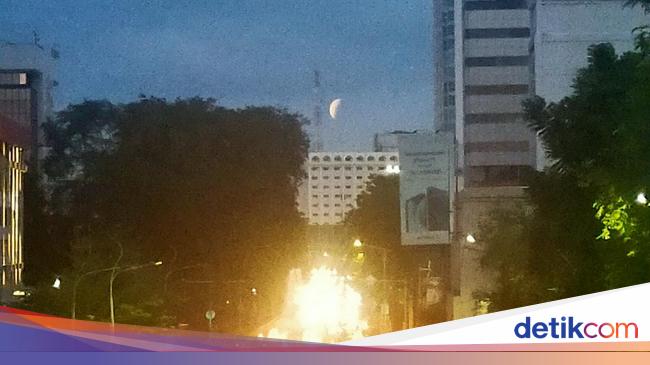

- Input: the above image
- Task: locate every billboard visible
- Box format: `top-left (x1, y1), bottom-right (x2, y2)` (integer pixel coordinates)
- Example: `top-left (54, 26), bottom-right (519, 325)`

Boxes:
top-left (399, 131), bottom-right (453, 245)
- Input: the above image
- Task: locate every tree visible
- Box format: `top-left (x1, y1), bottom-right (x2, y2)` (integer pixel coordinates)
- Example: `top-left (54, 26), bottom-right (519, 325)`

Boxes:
top-left (34, 97), bottom-right (309, 331)
top-left (344, 174), bottom-right (401, 277)
top-left (481, 35), bottom-right (650, 310)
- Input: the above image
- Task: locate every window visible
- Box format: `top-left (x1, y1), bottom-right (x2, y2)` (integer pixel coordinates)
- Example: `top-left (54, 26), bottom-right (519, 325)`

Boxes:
top-left (324, 213), bottom-right (329, 216)
top-left (312, 194), bottom-right (318, 198)
top-left (312, 213), bottom-right (318, 217)
top-left (334, 176), bottom-right (340, 179)
top-left (390, 156), bottom-right (397, 161)
top-left (465, 113), bottom-right (523, 124)
top-left (334, 166), bottom-right (341, 170)
top-left (335, 213), bottom-right (342, 217)
top-left (311, 167), bottom-right (318, 171)
top-left (345, 176), bottom-right (352, 180)
top-left (367, 156), bottom-right (375, 161)
top-left (323, 185), bottom-right (330, 189)
top-left (334, 155), bottom-right (342, 161)
top-left (311, 176), bottom-right (318, 180)
top-left (323, 156), bottom-right (331, 162)
top-left (465, 0), bottom-right (527, 10)
top-left (356, 166), bottom-right (363, 170)
top-left (465, 84), bottom-right (529, 95)
top-left (335, 194), bottom-right (341, 198)
top-left (323, 176), bottom-right (330, 179)
top-left (19, 73), bottom-right (27, 85)
top-left (466, 165), bottom-right (533, 187)
top-left (345, 155), bottom-right (353, 161)
top-left (311, 185), bottom-right (317, 189)
top-left (345, 166), bottom-right (352, 171)
top-left (311, 156), bottom-right (320, 162)
top-left (357, 185), bottom-right (363, 189)
top-left (324, 204), bottom-right (329, 207)
top-left (464, 28), bottom-right (530, 39)
top-left (345, 185), bottom-right (351, 189)
top-left (312, 204), bottom-right (318, 207)
top-left (323, 167), bottom-right (330, 171)
top-left (356, 156), bottom-right (364, 161)
top-left (465, 56), bottom-right (529, 67)
top-left (335, 185), bottom-right (341, 189)
top-left (335, 203), bottom-right (340, 207)
top-left (379, 156), bottom-right (386, 161)
top-left (323, 194), bottom-right (330, 198)
top-left (465, 141), bottom-right (529, 153)
top-left (368, 167), bottom-right (374, 171)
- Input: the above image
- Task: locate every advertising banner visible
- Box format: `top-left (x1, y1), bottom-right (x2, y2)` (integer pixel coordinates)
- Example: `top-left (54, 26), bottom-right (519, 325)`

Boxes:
top-left (398, 131), bottom-right (454, 246)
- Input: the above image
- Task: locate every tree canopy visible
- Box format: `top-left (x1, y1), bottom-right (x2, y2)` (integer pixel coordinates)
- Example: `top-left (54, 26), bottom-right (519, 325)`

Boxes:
top-left (25, 97), bottom-right (310, 331)
top-left (481, 34), bottom-right (650, 311)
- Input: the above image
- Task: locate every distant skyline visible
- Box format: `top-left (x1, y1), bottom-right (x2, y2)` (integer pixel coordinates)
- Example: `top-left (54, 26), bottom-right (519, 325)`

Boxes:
top-left (1, 0), bottom-right (435, 151)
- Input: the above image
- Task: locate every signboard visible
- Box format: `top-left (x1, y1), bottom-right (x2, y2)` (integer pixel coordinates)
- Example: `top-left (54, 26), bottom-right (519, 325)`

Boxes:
top-left (398, 131), bottom-right (453, 245)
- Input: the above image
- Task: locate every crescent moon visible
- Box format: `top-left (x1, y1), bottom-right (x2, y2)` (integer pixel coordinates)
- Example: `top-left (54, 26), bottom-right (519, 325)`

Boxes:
top-left (329, 99), bottom-right (342, 119)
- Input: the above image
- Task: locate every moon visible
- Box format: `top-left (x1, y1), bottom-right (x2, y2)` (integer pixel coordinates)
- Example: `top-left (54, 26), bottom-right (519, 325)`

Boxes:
top-left (329, 98), bottom-right (342, 119)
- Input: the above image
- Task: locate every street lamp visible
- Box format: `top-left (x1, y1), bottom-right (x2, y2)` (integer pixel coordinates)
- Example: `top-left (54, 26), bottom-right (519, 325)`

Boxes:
top-left (52, 277), bottom-right (61, 289)
top-left (109, 260), bottom-right (163, 326)
top-left (635, 192), bottom-right (648, 205)
top-left (352, 239), bottom-right (388, 283)
top-left (67, 260), bottom-right (162, 321)
top-left (465, 233), bottom-right (477, 244)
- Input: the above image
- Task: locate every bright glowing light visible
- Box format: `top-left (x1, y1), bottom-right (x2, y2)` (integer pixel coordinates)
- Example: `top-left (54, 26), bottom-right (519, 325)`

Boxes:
top-left (385, 164), bottom-right (400, 174)
top-left (263, 267), bottom-right (367, 343)
top-left (154, 261), bottom-right (163, 266)
top-left (323, 251), bottom-right (329, 257)
top-left (635, 192), bottom-right (648, 205)
top-left (353, 239), bottom-right (362, 248)
top-left (12, 290), bottom-right (25, 296)
top-left (465, 234), bottom-right (476, 243)
top-left (251, 287), bottom-right (257, 296)
top-left (52, 277), bottom-right (61, 289)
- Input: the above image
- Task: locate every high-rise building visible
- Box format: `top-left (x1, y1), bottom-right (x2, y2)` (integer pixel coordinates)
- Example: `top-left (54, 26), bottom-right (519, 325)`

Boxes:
top-left (298, 152), bottom-right (400, 226)
top-left (442, 0), bottom-right (650, 319)
top-left (531, 0), bottom-right (649, 169)
top-left (433, 0), bottom-right (457, 133)
top-left (0, 41), bottom-right (57, 295)
top-left (0, 113), bottom-right (28, 289)
top-left (0, 42), bottom-right (57, 170)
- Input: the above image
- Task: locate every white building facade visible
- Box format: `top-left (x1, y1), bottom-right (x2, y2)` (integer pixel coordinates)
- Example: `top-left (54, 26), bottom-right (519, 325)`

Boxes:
top-left (299, 152), bottom-right (399, 226)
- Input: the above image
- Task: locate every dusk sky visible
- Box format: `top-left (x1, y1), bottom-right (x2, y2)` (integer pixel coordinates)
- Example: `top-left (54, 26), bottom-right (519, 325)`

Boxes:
top-left (1, 0), bottom-right (434, 151)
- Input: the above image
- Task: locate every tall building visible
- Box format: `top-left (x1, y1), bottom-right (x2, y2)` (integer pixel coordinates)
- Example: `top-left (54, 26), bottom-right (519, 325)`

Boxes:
top-left (0, 113), bottom-right (28, 289)
top-left (0, 42), bottom-right (57, 170)
top-left (373, 130), bottom-right (420, 152)
top-left (532, 0), bottom-right (650, 169)
top-left (433, 0), bottom-right (457, 133)
top-left (298, 152), bottom-right (400, 226)
top-left (442, 0), bottom-right (650, 319)
top-left (0, 41), bottom-right (57, 295)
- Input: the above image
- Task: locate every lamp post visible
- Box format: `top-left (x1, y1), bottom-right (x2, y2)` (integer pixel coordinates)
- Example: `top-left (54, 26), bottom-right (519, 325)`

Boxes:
top-left (62, 260), bottom-right (162, 322)
top-left (109, 260), bottom-right (163, 326)
top-left (353, 239), bottom-right (388, 282)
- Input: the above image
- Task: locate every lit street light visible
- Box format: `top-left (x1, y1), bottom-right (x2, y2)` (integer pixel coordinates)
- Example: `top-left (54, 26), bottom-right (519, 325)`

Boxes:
top-left (52, 277), bottom-right (61, 289)
top-left (635, 192), bottom-right (648, 205)
top-left (465, 233), bottom-right (477, 244)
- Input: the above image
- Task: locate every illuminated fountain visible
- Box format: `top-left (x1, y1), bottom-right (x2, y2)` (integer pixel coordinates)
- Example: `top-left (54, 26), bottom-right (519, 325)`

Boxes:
top-left (260, 266), bottom-right (368, 343)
